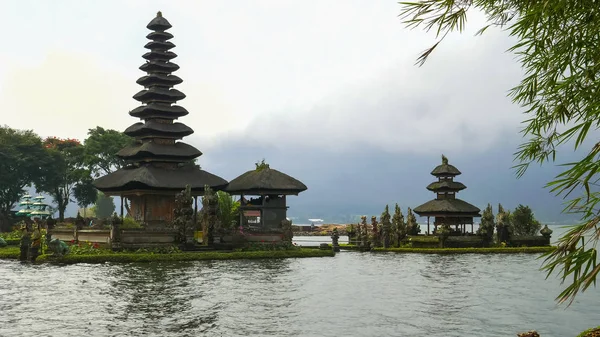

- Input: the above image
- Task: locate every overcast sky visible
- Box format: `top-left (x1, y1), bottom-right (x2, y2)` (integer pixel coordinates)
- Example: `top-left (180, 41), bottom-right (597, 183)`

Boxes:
top-left (0, 0), bottom-right (527, 157)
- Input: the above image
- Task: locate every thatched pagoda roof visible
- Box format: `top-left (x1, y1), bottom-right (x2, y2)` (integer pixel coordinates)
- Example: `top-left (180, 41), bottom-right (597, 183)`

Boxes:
top-left (94, 164), bottom-right (228, 194)
top-left (226, 165), bottom-right (307, 195)
top-left (117, 141), bottom-right (201, 161)
top-left (426, 181), bottom-right (466, 192)
top-left (413, 199), bottom-right (481, 217)
top-left (124, 121), bottom-right (193, 139)
top-left (431, 155), bottom-right (461, 176)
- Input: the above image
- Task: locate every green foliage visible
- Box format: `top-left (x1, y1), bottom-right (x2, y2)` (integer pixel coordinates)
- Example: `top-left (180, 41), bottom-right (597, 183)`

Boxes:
top-left (0, 229), bottom-right (21, 240)
top-left (398, 0), bottom-right (600, 305)
top-left (239, 241), bottom-right (298, 251)
top-left (34, 248), bottom-right (334, 264)
top-left (372, 247), bottom-right (555, 254)
top-left (36, 137), bottom-right (89, 221)
top-left (0, 246), bottom-right (20, 259)
top-left (477, 204), bottom-right (495, 239)
top-left (216, 191), bottom-right (240, 229)
top-left (254, 159), bottom-right (269, 171)
top-left (511, 204), bottom-right (542, 236)
top-left (392, 204), bottom-right (406, 247)
top-left (576, 326), bottom-right (600, 337)
top-left (83, 127), bottom-right (134, 177)
top-left (94, 192), bottom-right (115, 219)
top-left (0, 126), bottom-right (48, 215)
top-left (69, 241), bottom-right (103, 255)
top-left (121, 217), bottom-right (142, 229)
top-left (406, 207), bottom-right (421, 235)
top-left (73, 176), bottom-right (97, 211)
top-left (380, 205), bottom-right (392, 248)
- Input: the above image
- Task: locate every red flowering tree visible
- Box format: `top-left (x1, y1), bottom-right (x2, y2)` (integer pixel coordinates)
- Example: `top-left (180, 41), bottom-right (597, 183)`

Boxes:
top-left (36, 137), bottom-right (92, 221)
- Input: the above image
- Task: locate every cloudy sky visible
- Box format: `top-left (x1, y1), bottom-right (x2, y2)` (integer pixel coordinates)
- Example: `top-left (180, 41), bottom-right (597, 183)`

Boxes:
top-left (1, 0), bottom-right (524, 153)
top-left (4, 1), bottom-right (573, 222)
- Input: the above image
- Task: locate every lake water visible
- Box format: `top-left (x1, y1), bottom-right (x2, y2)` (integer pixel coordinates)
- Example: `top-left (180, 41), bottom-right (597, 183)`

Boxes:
top-left (1, 227), bottom-right (598, 337)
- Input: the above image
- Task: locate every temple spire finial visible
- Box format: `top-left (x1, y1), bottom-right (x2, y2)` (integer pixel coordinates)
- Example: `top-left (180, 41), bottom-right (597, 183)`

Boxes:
top-left (157, 11), bottom-right (162, 17)
top-left (442, 154), bottom-right (448, 165)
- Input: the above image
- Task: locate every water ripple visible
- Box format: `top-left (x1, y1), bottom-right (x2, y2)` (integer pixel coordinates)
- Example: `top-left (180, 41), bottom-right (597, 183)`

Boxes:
top-left (0, 252), bottom-right (599, 336)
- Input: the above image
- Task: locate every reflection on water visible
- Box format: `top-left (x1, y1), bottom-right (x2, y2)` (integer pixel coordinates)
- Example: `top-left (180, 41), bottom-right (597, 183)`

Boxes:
top-left (0, 247), bottom-right (599, 336)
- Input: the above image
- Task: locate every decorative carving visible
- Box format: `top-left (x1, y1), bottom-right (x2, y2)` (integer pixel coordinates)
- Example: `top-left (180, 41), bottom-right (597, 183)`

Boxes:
top-left (540, 224), bottom-right (553, 238)
top-left (201, 185), bottom-right (219, 245)
top-left (281, 218), bottom-right (293, 243)
top-left (331, 227), bottom-right (340, 252)
top-left (173, 185), bottom-right (194, 244)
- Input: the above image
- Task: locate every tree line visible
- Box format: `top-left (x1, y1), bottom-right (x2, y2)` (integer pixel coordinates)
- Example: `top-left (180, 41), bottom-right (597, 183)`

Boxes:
top-left (0, 125), bottom-right (133, 223)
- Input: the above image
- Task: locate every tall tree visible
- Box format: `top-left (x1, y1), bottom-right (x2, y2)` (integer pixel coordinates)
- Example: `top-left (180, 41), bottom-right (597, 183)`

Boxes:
top-left (511, 204), bottom-right (542, 236)
top-left (83, 127), bottom-right (134, 178)
top-left (399, 0), bottom-right (600, 304)
top-left (0, 126), bottom-right (47, 216)
top-left (36, 137), bottom-right (89, 221)
top-left (73, 176), bottom-right (98, 217)
top-left (93, 192), bottom-right (115, 219)
top-left (477, 203), bottom-right (495, 241)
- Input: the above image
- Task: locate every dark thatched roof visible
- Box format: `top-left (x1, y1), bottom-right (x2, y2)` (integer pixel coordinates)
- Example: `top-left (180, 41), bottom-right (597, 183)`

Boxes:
top-left (226, 167), bottom-right (307, 195)
top-left (414, 198), bottom-right (481, 217)
top-left (124, 121), bottom-right (193, 138)
top-left (133, 87), bottom-right (186, 103)
top-left (129, 103), bottom-right (188, 119)
top-left (93, 164), bottom-right (228, 193)
top-left (426, 181), bottom-right (467, 192)
top-left (147, 11), bottom-right (172, 31)
top-left (117, 141), bottom-right (201, 161)
top-left (431, 155), bottom-right (462, 176)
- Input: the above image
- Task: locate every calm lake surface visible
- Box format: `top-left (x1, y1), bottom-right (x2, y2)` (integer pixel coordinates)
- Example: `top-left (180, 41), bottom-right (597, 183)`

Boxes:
top-left (1, 228), bottom-right (598, 337)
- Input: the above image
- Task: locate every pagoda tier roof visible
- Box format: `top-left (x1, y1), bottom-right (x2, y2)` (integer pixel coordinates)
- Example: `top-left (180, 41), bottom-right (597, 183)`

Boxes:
top-left (124, 121), bottom-right (193, 138)
top-left (147, 11), bottom-right (172, 31)
top-left (143, 50), bottom-right (177, 61)
top-left (133, 87), bottom-right (186, 103)
top-left (139, 61), bottom-right (180, 74)
top-left (144, 41), bottom-right (175, 51)
top-left (414, 199), bottom-right (481, 217)
top-left (93, 164), bottom-right (228, 193)
top-left (431, 155), bottom-right (462, 176)
top-left (147, 31), bottom-right (173, 41)
top-left (136, 74), bottom-right (183, 87)
top-left (129, 103), bottom-right (188, 119)
top-left (426, 180), bottom-right (467, 192)
top-left (226, 167), bottom-right (307, 195)
top-left (117, 141), bottom-right (201, 161)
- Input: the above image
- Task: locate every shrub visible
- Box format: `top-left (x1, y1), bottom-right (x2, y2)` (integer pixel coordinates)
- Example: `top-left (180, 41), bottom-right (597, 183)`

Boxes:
top-left (121, 217), bottom-right (142, 229)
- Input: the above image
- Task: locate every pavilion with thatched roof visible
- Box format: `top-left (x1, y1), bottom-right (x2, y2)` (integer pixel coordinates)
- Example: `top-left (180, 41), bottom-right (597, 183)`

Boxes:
top-left (414, 155), bottom-right (481, 234)
top-left (226, 160), bottom-right (307, 231)
top-left (93, 12), bottom-right (228, 227)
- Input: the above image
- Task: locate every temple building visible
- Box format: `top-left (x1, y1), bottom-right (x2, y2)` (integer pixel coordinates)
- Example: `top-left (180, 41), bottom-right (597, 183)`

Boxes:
top-left (94, 12), bottom-right (228, 226)
top-left (226, 163), bottom-right (307, 231)
top-left (414, 155), bottom-right (481, 234)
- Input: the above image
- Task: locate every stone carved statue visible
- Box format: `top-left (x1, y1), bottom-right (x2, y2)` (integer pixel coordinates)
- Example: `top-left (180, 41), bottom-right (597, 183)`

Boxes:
top-left (331, 227), bottom-right (340, 252)
top-left (540, 225), bottom-right (553, 238)
top-left (48, 239), bottom-right (69, 256)
top-left (201, 185), bottom-right (219, 245)
top-left (281, 219), bottom-right (293, 243)
top-left (174, 185), bottom-right (194, 244)
top-left (111, 212), bottom-right (122, 245)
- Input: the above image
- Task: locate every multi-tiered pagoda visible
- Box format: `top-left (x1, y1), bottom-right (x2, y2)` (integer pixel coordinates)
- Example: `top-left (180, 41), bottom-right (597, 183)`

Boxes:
top-left (94, 12), bottom-right (228, 226)
top-left (414, 155), bottom-right (481, 234)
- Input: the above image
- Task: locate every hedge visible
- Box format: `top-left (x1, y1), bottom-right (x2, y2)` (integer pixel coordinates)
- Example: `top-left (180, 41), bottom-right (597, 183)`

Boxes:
top-left (0, 247), bottom-right (19, 259)
top-left (372, 247), bottom-right (556, 254)
top-left (33, 249), bottom-right (335, 264)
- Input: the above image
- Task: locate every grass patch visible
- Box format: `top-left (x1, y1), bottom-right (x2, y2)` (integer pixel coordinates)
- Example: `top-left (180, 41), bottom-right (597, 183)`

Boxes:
top-left (408, 235), bottom-right (440, 243)
top-left (34, 248), bottom-right (335, 264)
top-left (372, 247), bottom-right (556, 254)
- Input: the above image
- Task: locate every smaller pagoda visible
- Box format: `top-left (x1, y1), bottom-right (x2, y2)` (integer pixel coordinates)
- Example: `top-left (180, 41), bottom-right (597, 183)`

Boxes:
top-left (414, 155), bottom-right (481, 234)
top-left (226, 161), bottom-right (307, 237)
